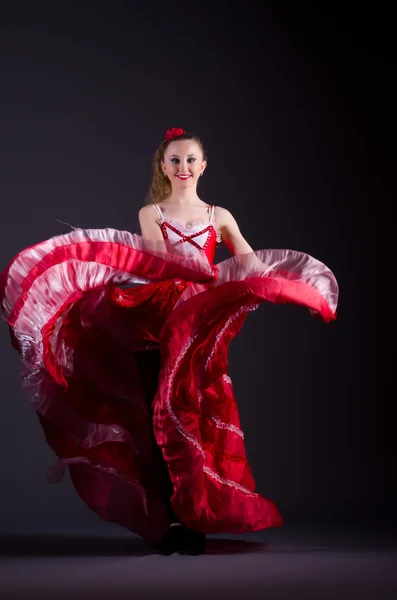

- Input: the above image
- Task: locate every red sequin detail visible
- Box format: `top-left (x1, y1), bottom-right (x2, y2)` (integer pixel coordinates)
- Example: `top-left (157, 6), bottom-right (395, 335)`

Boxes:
top-left (160, 222), bottom-right (215, 252)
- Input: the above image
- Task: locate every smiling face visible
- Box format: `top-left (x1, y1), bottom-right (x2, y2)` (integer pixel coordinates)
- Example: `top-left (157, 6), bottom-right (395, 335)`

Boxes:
top-left (161, 139), bottom-right (207, 190)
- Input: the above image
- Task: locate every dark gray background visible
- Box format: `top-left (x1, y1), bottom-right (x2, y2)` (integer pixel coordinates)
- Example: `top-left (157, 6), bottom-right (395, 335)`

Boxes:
top-left (0, 1), bottom-right (392, 532)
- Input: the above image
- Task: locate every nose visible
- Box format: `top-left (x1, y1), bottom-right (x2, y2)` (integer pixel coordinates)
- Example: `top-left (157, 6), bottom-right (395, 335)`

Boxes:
top-left (177, 160), bottom-right (190, 173)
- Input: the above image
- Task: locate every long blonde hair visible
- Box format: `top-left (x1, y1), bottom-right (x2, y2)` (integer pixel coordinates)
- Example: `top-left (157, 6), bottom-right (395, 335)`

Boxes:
top-left (145, 131), bottom-right (207, 205)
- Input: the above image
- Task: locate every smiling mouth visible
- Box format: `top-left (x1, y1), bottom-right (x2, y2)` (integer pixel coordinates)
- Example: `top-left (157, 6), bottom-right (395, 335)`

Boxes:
top-left (177, 175), bottom-right (191, 179)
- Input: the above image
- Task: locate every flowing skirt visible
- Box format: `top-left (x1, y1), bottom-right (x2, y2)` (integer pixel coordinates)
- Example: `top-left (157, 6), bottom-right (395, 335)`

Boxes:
top-left (0, 228), bottom-right (338, 542)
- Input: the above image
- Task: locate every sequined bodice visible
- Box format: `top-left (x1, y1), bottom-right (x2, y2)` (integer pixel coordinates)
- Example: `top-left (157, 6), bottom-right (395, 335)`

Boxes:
top-left (152, 204), bottom-right (221, 265)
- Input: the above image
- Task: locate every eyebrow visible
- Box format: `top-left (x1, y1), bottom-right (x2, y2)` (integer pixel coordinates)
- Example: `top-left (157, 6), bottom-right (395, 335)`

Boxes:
top-left (169, 154), bottom-right (197, 158)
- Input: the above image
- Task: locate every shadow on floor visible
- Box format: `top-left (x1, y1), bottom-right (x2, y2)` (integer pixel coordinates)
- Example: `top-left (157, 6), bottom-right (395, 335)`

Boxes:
top-left (0, 534), bottom-right (268, 557)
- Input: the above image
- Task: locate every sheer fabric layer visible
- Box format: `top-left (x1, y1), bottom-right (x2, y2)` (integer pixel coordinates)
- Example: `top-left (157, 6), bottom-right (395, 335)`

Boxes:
top-left (0, 228), bottom-right (338, 541)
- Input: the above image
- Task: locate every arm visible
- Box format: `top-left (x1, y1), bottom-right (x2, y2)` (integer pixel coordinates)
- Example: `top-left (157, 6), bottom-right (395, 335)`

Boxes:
top-left (216, 207), bottom-right (254, 255)
top-left (138, 205), bottom-right (167, 252)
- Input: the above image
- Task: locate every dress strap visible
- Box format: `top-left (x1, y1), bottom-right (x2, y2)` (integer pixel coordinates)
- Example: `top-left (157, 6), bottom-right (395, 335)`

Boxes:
top-left (152, 203), bottom-right (163, 221)
top-left (209, 205), bottom-right (215, 222)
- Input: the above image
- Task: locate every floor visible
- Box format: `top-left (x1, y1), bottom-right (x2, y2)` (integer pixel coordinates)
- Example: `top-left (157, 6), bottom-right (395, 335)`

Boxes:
top-left (0, 520), bottom-right (396, 600)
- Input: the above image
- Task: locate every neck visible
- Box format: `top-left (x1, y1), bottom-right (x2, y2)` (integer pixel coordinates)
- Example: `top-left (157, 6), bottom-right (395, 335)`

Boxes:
top-left (165, 189), bottom-right (202, 205)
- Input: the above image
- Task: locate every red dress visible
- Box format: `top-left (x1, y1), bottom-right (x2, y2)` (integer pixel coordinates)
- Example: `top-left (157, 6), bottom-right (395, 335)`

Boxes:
top-left (0, 204), bottom-right (338, 543)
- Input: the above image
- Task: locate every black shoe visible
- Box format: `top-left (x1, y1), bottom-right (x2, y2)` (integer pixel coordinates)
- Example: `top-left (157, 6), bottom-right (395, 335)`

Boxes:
top-left (157, 524), bottom-right (185, 555)
top-left (178, 526), bottom-right (206, 555)
top-left (157, 524), bottom-right (206, 555)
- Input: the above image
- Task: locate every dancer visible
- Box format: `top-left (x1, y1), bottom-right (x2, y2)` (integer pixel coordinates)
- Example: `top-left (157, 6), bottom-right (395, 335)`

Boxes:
top-left (0, 127), bottom-right (338, 555)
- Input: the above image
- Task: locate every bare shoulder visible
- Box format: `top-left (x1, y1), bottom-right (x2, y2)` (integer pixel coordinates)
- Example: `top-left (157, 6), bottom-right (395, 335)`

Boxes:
top-left (213, 205), bottom-right (253, 253)
top-left (138, 204), bottom-right (158, 223)
top-left (138, 203), bottom-right (164, 240)
top-left (214, 205), bottom-right (238, 229)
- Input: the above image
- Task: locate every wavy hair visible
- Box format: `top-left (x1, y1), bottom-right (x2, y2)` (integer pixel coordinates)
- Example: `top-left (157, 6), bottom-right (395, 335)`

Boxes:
top-left (145, 131), bottom-right (207, 205)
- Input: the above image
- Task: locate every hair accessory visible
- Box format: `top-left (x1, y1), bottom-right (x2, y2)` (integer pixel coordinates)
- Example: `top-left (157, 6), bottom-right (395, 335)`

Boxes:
top-left (164, 127), bottom-right (186, 141)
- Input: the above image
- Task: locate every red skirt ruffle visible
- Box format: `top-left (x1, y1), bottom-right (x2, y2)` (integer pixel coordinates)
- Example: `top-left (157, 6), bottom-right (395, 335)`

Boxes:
top-left (0, 228), bottom-right (338, 542)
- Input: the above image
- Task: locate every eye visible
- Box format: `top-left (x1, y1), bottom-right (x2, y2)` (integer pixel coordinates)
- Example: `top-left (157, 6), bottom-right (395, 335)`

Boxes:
top-left (170, 157), bottom-right (196, 164)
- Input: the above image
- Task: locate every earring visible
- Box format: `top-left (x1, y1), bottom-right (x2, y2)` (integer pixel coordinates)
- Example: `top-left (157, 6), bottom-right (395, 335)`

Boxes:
top-left (200, 173), bottom-right (204, 177)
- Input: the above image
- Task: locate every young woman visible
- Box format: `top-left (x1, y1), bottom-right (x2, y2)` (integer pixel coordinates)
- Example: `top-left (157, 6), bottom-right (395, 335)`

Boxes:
top-left (0, 127), bottom-right (338, 555)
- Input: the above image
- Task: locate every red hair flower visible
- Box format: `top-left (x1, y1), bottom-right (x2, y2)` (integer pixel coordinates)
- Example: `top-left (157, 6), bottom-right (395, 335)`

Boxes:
top-left (164, 127), bottom-right (186, 141)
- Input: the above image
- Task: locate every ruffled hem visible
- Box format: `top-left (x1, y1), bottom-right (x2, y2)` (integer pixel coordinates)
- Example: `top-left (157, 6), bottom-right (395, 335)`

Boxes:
top-left (0, 228), bottom-right (338, 539)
